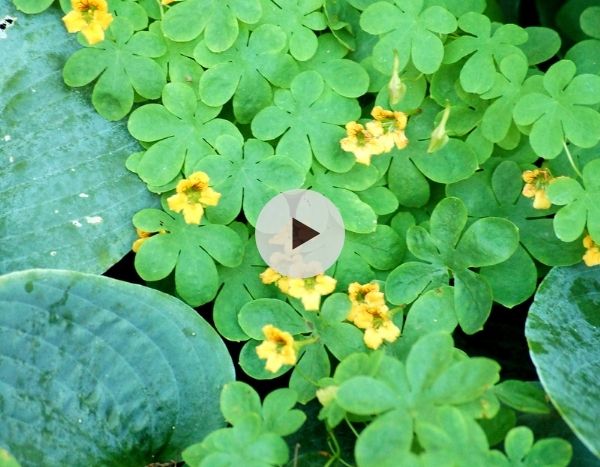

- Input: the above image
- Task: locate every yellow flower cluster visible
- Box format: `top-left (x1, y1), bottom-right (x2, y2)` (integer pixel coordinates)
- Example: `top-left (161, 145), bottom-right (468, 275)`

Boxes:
top-left (347, 282), bottom-right (400, 350)
top-left (255, 324), bottom-right (297, 373)
top-left (522, 168), bottom-right (553, 210)
top-left (167, 171), bottom-right (221, 225)
top-left (340, 106), bottom-right (409, 165)
top-left (62, 0), bottom-right (113, 45)
top-left (583, 235), bottom-right (600, 267)
top-left (260, 267), bottom-right (336, 311)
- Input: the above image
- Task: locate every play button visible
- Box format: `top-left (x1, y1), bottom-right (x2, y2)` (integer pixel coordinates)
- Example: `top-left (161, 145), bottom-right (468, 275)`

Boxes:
top-left (255, 190), bottom-right (345, 278)
top-left (292, 218), bottom-right (319, 249)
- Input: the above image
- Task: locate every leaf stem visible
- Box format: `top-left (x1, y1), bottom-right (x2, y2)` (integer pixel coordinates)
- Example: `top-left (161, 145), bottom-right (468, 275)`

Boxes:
top-left (563, 141), bottom-right (583, 178)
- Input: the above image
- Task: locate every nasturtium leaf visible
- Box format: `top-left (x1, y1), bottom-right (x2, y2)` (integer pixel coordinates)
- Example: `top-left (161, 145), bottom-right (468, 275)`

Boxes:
top-left (252, 70), bottom-right (360, 172)
top-left (454, 268), bottom-right (493, 334)
top-left (238, 298), bottom-right (310, 340)
top-left (448, 161), bottom-right (583, 267)
top-left (149, 22), bottom-right (203, 90)
top-left (300, 34), bottom-right (370, 98)
top-left (444, 12), bottom-right (528, 94)
top-left (262, 388), bottom-right (306, 436)
top-left (386, 262), bottom-right (449, 305)
top-left (111, 0), bottom-right (148, 31)
top-left (162, 0), bottom-right (262, 51)
top-left (565, 39), bottom-right (600, 75)
top-left (13, 0), bottom-right (52, 13)
top-left (513, 60), bottom-right (600, 158)
top-left (519, 26), bottom-right (561, 65)
top-left (133, 208), bottom-right (243, 306)
top-left (306, 162), bottom-right (379, 233)
top-left (360, 0), bottom-right (457, 74)
top-left (214, 234), bottom-right (279, 342)
top-left (580, 6), bottom-right (600, 39)
top-left (127, 83), bottom-right (241, 188)
top-left (494, 380), bottom-right (551, 414)
top-left (194, 136), bottom-right (305, 226)
top-left (336, 376), bottom-right (399, 414)
top-left (259, 0), bottom-right (328, 61)
top-left (333, 225), bottom-right (404, 289)
top-left (0, 269), bottom-right (234, 465)
top-left (355, 410), bottom-right (415, 467)
top-left (480, 54), bottom-right (530, 143)
top-left (195, 24), bottom-right (298, 124)
top-left (455, 217), bottom-right (519, 268)
top-left (547, 159), bottom-right (600, 243)
top-left (290, 343), bottom-right (331, 403)
top-left (0, 5), bottom-right (154, 275)
top-left (526, 264), bottom-right (600, 458)
top-left (63, 17), bottom-right (166, 121)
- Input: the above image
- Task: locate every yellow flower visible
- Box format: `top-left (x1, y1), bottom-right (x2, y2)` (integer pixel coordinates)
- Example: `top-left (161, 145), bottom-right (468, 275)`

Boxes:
top-left (131, 227), bottom-right (166, 252)
top-left (364, 319), bottom-right (401, 350)
top-left (167, 171), bottom-right (221, 224)
top-left (62, 0), bottom-right (113, 45)
top-left (427, 105), bottom-right (450, 153)
top-left (583, 235), bottom-right (600, 267)
top-left (255, 324), bottom-right (297, 373)
top-left (346, 282), bottom-right (400, 349)
top-left (260, 267), bottom-right (282, 285)
top-left (370, 106), bottom-right (409, 152)
top-left (286, 274), bottom-right (337, 311)
top-left (340, 121), bottom-right (387, 165)
top-left (522, 169), bottom-right (553, 210)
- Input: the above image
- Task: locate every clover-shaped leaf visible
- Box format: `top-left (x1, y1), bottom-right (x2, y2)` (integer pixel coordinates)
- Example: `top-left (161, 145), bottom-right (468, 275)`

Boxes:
top-left (386, 197), bottom-right (519, 333)
top-left (504, 426), bottom-right (572, 467)
top-left (333, 225), bottom-right (404, 289)
top-left (581, 6), bottom-right (600, 39)
top-left (300, 33), bottom-right (370, 98)
top-left (149, 22), bottom-right (203, 90)
top-left (63, 17), bottom-right (166, 121)
top-left (252, 70), bottom-right (361, 172)
top-left (194, 135), bottom-right (306, 226)
top-left (194, 24), bottom-right (298, 124)
top-left (513, 60), bottom-right (600, 158)
top-left (334, 333), bottom-right (500, 430)
top-left (111, 0), bottom-right (148, 31)
top-left (308, 162), bottom-right (380, 233)
top-left (213, 229), bottom-right (280, 341)
top-left (361, 0), bottom-right (457, 74)
top-left (480, 54), bottom-right (530, 143)
top-left (547, 159), bottom-right (600, 243)
top-left (448, 161), bottom-right (583, 266)
top-left (443, 12), bottom-right (528, 94)
top-left (127, 83), bottom-right (241, 188)
top-left (132, 208), bottom-right (244, 306)
top-left (259, 0), bottom-right (328, 61)
top-left (162, 0), bottom-right (262, 51)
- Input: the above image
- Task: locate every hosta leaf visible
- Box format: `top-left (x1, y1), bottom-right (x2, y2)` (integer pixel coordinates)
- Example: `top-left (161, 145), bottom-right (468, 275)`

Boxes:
top-left (526, 264), bottom-right (600, 457)
top-left (0, 4), bottom-right (154, 275)
top-left (0, 269), bottom-right (234, 466)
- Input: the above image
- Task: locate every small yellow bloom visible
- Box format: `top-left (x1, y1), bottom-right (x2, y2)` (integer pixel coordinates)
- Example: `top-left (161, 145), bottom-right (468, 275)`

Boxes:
top-left (346, 282), bottom-right (400, 349)
top-left (583, 235), bottom-right (600, 266)
top-left (161, 0), bottom-right (174, 4)
top-left (371, 106), bottom-right (409, 152)
top-left (167, 171), bottom-right (221, 224)
top-left (522, 168), bottom-right (553, 210)
top-left (286, 274), bottom-right (337, 311)
top-left (340, 121), bottom-right (387, 165)
top-left (363, 319), bottom-right (401, 350)
top-left (62, 0), bottom-right (113, 45)
top-left (132, 228), bottom-right (152, 253)
top-left (256, 324), bottom-right (297, 373)
top-left (427, 105), bottom-right (450, 153)
top-left (260, 267), bottom-right (282, 285)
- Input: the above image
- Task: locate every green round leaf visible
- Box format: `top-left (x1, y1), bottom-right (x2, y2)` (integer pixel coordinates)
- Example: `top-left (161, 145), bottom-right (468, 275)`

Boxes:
top-left (0, 269), bottom-right (234, 465)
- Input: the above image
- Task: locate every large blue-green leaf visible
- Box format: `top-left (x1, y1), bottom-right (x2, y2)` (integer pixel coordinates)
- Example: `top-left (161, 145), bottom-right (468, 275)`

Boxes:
top-left (0, 2), bottom-right (154, 274)
top-left (526, 264), bottom-right (600, 458)
top-left (0, 269), bottom-right (234, 466)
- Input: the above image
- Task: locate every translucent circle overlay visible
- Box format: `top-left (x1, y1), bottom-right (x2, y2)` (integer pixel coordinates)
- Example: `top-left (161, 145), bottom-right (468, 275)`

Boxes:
top-left (255, 189), bottom-right (345, 278)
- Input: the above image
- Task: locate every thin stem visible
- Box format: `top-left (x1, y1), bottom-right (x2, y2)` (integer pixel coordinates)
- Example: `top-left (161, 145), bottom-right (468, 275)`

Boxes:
top-left (563, 141), bottom-right (583, 178)
top-left (344, 417), bottom-right (360, 438)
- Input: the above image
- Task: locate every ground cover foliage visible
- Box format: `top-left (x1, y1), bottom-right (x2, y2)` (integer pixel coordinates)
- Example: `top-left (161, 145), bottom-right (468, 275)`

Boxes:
top-left (1, 0), bottom-right (600, 465)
